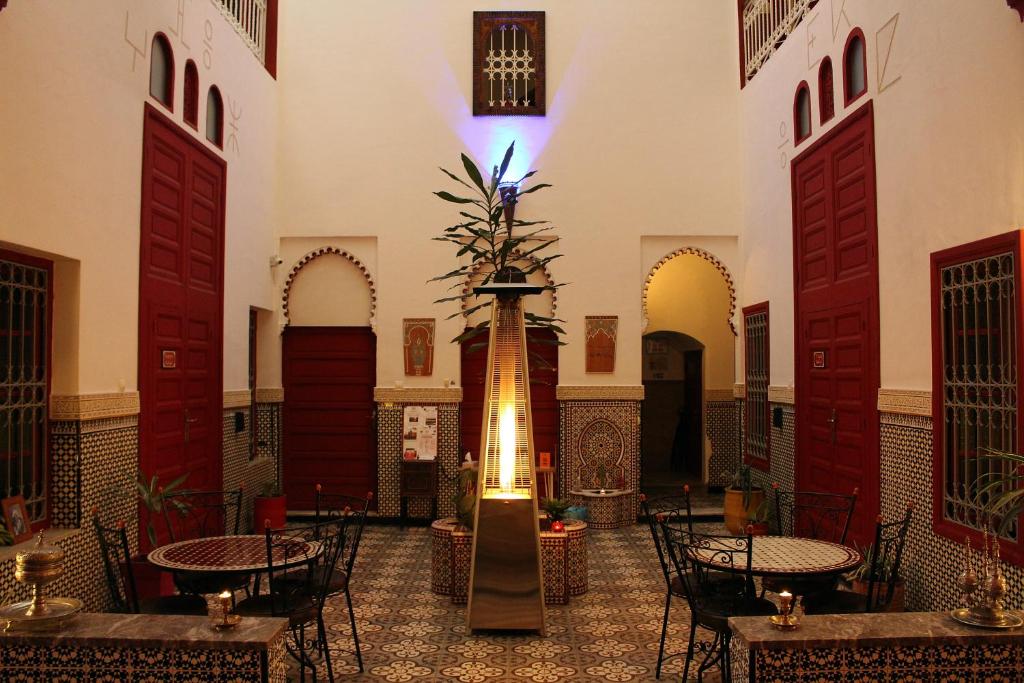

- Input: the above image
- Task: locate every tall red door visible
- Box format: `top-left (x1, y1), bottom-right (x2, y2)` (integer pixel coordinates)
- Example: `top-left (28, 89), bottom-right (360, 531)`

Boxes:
top-left (139, 104), bottom-right (226, 544)
top-left (792, 102), bottom-right (879, 545)
top-left (461, 328), bottom-right (558, 493)
top-left (282, 327), bottom-right (376, 510)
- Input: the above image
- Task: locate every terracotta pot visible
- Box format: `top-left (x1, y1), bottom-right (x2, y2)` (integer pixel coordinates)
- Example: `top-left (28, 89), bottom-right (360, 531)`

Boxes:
top-left (849, 577), bottom-right (905, 612)
top-left (724, 487), bottom-right (765, 535)
top-left (254, 494), bottom-right (287, 530)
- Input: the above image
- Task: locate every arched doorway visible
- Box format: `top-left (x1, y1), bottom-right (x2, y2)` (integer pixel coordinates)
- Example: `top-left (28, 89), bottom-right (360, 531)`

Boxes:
top-left (281, 248), bottom-right (377, 510)
top-left (642, 332), bottom-right (704, 481)
top-left (642, 250), bottom-right (736, 495)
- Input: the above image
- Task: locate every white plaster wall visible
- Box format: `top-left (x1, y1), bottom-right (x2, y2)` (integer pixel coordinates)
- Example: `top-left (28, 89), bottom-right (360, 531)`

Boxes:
top-left (738, 0), bottom-right (1024, 390)
top-left (275, 0), bottom-right (744, 389)
top-left (0, 0), bottom-right (279, 394)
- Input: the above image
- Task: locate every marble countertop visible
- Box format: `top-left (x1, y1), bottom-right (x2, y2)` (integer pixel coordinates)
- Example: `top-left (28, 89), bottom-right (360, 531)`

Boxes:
top-left (730, 611), bottom-right (1024, 650)
top-left (0, 612), bottom-right (287, 650)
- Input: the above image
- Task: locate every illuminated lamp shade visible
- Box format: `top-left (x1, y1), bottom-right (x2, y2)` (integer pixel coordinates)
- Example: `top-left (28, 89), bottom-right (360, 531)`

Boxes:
top-left (466, 278), bottom-right (546, 633)
top-left (497, 181), bottom-right (518, 230)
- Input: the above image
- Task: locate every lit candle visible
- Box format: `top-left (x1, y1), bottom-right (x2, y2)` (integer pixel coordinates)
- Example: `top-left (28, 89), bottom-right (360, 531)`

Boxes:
top-left (779, 591), bottom-right (793, 617)
top-left (219, 590), bottom-right (232, 625)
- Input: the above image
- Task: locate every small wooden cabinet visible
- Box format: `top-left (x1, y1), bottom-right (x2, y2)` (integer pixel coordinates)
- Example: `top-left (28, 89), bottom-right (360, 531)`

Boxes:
top-left (399, 459), bottom-right (438, 527)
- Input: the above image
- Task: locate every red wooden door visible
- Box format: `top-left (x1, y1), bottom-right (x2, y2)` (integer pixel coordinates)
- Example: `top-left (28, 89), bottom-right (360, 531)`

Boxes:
top-left (792, 102), bottom-right (879, 545)
top-left (139, 104), bottom-right (226, 545)
top-left (461, 328), bottom-right (559, 493)
top-left (282, 327), bottom-right (376, 510)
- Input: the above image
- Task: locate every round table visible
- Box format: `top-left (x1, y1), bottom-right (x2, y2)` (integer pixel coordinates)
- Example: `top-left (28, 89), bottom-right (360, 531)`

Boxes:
top-left (148, 535), bottom-right (320, 574)
top-left (690, 536), bottom-right (861, 579)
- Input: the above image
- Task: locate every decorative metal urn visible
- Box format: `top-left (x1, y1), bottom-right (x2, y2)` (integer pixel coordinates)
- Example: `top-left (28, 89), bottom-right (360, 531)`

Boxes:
top-left (952, 530), bottom-right (1023, 629)
top-left (0, 532), bottom-right (83, 630)
top-left (466, 280), bottom-right (546, 634)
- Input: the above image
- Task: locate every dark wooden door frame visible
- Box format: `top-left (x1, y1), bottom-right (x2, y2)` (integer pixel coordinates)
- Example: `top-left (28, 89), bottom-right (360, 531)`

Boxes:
top-left (791, 100), bottom-right (880, 543)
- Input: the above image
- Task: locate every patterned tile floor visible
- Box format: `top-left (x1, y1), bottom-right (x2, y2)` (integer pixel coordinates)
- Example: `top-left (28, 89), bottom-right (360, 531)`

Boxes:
top-left (310, 524), bottom-right (720, 682)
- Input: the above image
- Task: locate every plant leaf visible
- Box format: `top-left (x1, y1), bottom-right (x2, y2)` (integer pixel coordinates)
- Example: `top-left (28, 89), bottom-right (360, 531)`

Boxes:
top-left (435, 191), bottom-right (477, 205)
top-left (497, 142), bottom-right (515, 183)
top-left (461, 153), bottom-right (487, 195)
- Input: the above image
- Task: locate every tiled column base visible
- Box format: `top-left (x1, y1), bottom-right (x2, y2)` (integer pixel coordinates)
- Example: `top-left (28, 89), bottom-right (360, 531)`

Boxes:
top-left (431, 517), bottom-right (588, 605)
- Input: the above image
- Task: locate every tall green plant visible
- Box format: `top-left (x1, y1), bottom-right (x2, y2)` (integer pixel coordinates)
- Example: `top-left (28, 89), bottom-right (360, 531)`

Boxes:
top-left (973, 448), bottom-right (1024, 535)
top-left (136, 472), bottom-right (191, 548)
top-left (430, 142), bottom-right (565, 354)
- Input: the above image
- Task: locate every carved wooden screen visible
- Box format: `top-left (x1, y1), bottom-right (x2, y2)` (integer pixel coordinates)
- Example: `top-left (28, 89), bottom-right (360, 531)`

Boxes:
top-left (473, 11), bottom-right (545, 116)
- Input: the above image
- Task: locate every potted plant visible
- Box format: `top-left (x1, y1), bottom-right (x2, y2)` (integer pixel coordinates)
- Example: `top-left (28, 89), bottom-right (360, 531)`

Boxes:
top-left (845, 541), bottom-right (905, 612)
top-left (253, 480), bottom-right (287, 530)
top-left (133, 472), bottom-right (190, 598)
top-left (747, 497), bottom-right (774, 536)
top-left (541, 497), bottom-right (571, 530)
top-left (724, 464), bottom-right (765, 535)
top-left (451, 467), bottom-right (478, 530)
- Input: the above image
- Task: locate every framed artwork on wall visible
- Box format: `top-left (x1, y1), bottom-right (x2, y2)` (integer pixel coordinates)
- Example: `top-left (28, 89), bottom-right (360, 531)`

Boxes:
top-left (585, 316), bottom-right (618, 373)
top-left (473, 11), bottom-right (546, 116)
top-left (2, 495), bottom-right (33, 544)
top-left (403, 318), bottom-right (435, 376)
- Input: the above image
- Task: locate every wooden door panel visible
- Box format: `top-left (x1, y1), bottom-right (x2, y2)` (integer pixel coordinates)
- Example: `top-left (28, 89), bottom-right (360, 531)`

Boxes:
top-left (139, 104), bottom-right (225, 548)
top-left (282, 327), bottom-right (377, 510)
top-left (794, 102), bottom-right (879, 548)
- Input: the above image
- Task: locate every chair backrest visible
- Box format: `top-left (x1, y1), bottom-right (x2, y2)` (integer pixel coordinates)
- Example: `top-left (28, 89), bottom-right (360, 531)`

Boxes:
top-left (773, 486), bottom-right (858, 543)
top-left (660, 522), bottom-right (755, 609)
top-left (315, 487), bottom-right (372, 577)
top-left (639, 490), bottom-right (693, 588)
top-left (263, 518), bottom-right (346, 615)
top-left (91, 511), bottom-right (139, 614)
top-left (162, 488), bottom-right (243, 542)
top-left (864, 504), bottom-right (913, 611)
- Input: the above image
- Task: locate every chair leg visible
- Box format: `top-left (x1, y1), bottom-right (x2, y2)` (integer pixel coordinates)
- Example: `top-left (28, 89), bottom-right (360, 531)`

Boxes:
top-left (319, 612), bottom-right (335, 683)
top-left (722, 632), bottom-right (732, 683)
top-left (696, 631), bottom-right (719, 683)
top-left (681, 617), bottom-right (697, 683)
top-left (345, 589), bottom-right (363, 672)
top-left (656, 591), bottom-right (671, 678)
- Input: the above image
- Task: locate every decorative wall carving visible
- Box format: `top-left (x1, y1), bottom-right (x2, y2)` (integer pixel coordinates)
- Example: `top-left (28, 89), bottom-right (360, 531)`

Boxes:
top-left (403, 318), bottom-right (435, 376)
top-left (281, 247), bottom-right (377, 330)
top-left (222, 389), bottom-right (251, 409)
top-left (584, 316), bottom-right (617, 373)
top-left (255, 387), bottom-right (284, 403)
top-left (767, 385), bottom-right (795, 404)
top-left (555, 385), bottom-right (644, 401)
top-left (877, 388), bottom-right (930, 416)
top-left (642, 247), bottom-right (738, 335)
top-left (50, 393), bottom-right (141, 421)
top-left (373, 387), bottom-right (463, 404)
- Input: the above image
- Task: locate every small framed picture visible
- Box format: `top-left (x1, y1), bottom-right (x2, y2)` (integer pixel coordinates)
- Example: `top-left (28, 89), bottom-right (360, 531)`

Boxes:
top-left (2, 495), bottom-right (33, 544)
top-left (539, 452), bottom-right (552, 469)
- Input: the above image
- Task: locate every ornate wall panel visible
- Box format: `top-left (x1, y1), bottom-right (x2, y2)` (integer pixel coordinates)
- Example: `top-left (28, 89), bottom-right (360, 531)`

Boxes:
top-left (706, 400), bottom-right (739, 488)
top-left (559, 399), bottom-right (640, 516)
top-left (375, 401), bottom-right (460, 519)
top-left (222, 407), bottom-right (277, 532)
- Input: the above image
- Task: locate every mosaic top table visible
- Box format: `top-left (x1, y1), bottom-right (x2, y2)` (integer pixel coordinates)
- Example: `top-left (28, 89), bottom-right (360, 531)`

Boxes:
top-left (691, 536), bottom-right (861, 579)
top-left (148, 535), bottom-right (320, 574)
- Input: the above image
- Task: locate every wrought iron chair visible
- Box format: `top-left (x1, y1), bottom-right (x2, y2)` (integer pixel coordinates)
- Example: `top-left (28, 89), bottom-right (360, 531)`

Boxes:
top-left (235, 517), bottom-right (348, 683)
top-left (660, 523), bottom-right (777, 683)
top-left (761, 484), bottom-right (858, 596)
top-left (92, 511), bottom-right (207, 616)
top-left (803, 504), bottom-right (913, 615)
top-left (161, 488), bottom-right (251, 597)
top-left (640, 490), bottom-right (743, 679)
top-left (312, 486), bottom-right (373, 672)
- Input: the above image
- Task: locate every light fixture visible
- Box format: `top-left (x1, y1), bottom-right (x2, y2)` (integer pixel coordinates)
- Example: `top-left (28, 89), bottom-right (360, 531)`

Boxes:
top-left (466, 272), bottom-right (546, 633)
top-left (497, 181), bottom-right (518, 231)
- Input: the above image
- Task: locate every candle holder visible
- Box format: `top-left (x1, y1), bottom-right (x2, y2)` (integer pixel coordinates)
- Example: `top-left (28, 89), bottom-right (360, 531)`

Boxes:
top-left (952, 530), bottom-right (1023, 629)
top-left (768, 591), bottom-right (800, 630)
top-left (211, 590), bottom-right (241, 630)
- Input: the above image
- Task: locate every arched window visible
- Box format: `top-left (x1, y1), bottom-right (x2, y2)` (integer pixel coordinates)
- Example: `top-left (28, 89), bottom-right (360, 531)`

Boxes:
top-left (183, 60), bottom-right (199, 129)
top-left (794, 81), bottom-right (811, 145)
top-left (149, 34), bottom-right (174, 109)
top-left (818, 57), bottom-right (834, 124)
top-left (206, 86), bottom-right (223, 148)
top-left (843, 29), bottom-right (867, 105)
